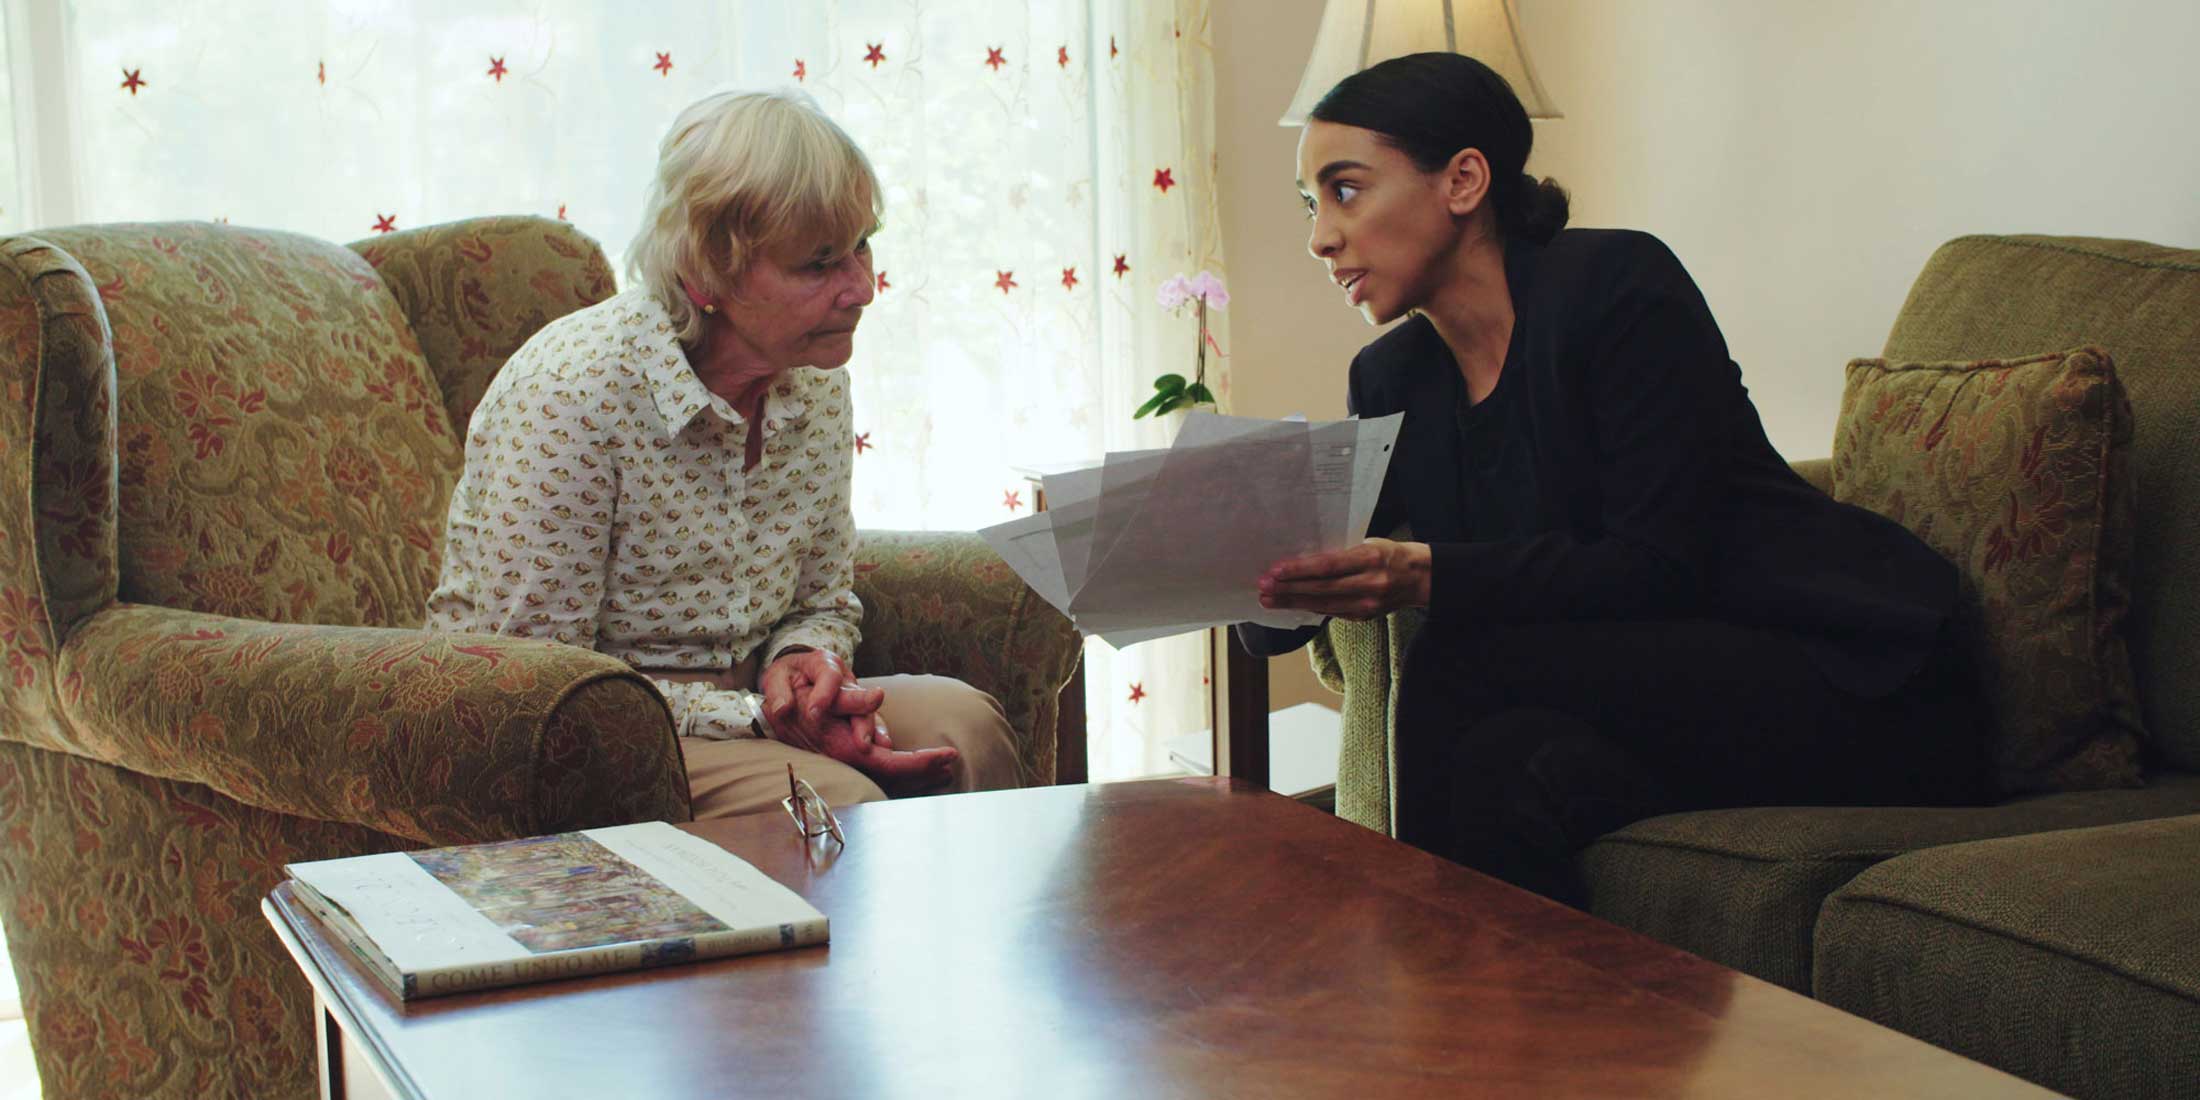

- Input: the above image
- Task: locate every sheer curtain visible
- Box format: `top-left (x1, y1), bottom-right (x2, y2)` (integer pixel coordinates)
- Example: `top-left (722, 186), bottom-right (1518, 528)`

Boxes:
top-left (10, 0), bottom-right (1227, 780)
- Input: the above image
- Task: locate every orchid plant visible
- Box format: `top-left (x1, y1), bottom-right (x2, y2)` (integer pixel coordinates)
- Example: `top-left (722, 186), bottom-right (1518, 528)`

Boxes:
top-left (1135, 271), bottom-right (1228, 419)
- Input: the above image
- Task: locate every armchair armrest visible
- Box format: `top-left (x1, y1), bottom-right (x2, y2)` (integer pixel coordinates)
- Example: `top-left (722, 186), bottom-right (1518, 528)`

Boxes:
top-left (1309, 630), bottom-right (1347, 694)
top-left (50, 605), bottom-right (688, 845)
top-left (350, 215), bottom-right (617, 432)
top-left (851, 531), bottom-right (1082, 785)
top-left (1319, 606), bottom-right (1430, 836)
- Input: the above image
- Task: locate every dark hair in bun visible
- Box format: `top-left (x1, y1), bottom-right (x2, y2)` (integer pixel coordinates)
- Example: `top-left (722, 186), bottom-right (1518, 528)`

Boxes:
top-left (1310, 52), bottom-right (1569, 244)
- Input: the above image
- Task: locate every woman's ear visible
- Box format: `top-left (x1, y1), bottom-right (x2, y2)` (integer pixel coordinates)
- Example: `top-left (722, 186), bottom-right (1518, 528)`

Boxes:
top-left (678, 277), bottom-right (720, 315)
top-left (1443, 148), bottom-right (1492, 219)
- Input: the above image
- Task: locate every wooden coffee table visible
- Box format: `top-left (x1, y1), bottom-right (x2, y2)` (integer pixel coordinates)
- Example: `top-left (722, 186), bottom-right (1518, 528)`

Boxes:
top-left (265, 779), bottom-right (2057, 1099)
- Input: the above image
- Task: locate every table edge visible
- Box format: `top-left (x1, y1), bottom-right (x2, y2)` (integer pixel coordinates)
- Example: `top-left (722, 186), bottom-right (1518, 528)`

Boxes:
top-left (263, 888), bottom-right (428, 1100)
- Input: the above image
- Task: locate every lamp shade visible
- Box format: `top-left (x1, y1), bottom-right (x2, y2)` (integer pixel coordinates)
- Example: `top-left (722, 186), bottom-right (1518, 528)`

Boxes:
top-left (1279, 0), bottom-right (1561, 125)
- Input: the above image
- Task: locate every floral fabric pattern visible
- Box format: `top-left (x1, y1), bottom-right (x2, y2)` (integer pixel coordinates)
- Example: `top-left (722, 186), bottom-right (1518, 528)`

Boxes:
top-left (1832, 347), bottom-right (2144, 793)
top-left (54, 606), bottom-right (686, 843)
top-left (0, 215), bottom-right (1079, 1099)
top-left (0, 235), bottom-right (115, 746)
top-left (0, 740), bottom-right (417, 1100)
top-left (352, 217), bottom-right (619, 434)
top-left (0, 218), bottom-right (691, 1100)
top-left (36, 221), bottom-right (459, 630)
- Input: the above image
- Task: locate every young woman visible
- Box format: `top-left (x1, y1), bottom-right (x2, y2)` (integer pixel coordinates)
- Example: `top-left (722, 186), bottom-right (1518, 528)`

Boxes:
top-left (1238, 53), bottom-right (1984, 905)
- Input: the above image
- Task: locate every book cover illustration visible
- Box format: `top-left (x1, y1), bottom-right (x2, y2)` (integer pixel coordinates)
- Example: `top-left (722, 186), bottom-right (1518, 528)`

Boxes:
top-left (411, 833), bottom-right (729, 954)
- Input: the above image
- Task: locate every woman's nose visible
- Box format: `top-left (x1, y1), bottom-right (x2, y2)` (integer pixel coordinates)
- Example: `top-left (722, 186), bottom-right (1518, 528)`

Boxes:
top-left (1307, 217), bottom-right (1341, 260)
top-left (843, 257), bottom-right (876, 307)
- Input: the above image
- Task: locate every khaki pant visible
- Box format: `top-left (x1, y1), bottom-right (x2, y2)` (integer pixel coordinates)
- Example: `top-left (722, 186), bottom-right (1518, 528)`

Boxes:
top-left (679, 674), bottom-right (1023, 819)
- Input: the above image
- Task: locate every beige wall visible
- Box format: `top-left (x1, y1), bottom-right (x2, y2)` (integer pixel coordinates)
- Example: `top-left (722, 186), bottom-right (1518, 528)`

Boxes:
top-left (1213, 0), bottom-right (1362, 710)
top-left (1214, 0), bottom-right (2200, 711)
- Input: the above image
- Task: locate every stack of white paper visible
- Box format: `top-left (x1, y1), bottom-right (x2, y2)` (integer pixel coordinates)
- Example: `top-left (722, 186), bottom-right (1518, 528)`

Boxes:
top-left (981, 412), bottom-right (1403, 648)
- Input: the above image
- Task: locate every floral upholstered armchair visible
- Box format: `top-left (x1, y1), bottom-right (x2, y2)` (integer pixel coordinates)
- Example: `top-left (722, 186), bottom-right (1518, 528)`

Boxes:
top-left (0, 216), bottom-right (1083, 1100)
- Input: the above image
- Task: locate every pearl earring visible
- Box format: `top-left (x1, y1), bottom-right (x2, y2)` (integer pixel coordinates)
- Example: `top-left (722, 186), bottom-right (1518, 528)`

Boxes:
top-left (701, 303), bottom-right (718, 315)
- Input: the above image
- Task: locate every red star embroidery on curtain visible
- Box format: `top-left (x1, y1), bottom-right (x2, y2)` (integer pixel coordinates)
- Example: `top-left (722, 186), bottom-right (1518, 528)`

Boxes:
top-left (1110, 36), bottom-right (1119, 59)
top-left (653, 52), bottom-right (673, 76)
top-left (1152, 168), bottom-right (1175, 193)
top-left (487, 56), bottom-right (509, 82)
top-left (876, 271), bottom-right (890, 292)
top-left (1002, 489), bottom-right (1023, 511)
top-left (1058, 46), bottom-right (1070, 68)
top-left (984, 47), bottom-right (1006, 71)
top-left (1127, 682), bottom-right (1146, 704)
top-left (863, 43), bottom-right (886, 68)
top-left (1112, 254), bottom-right (1130, 278)
top-left (317, 61), bottom-right (326, 86)
top-left (556, 203), bottom-right (568, 220)
top-left (994, 270), bottom-right (1017, 294)
top-left (854, 432), bottom-right (872, 454)
top-left (1060, 267), bottom-right (1079, 291)
top-left (120, 68), bottom-right (147, 95)
top-left (793, 59), bottom-right (807, 81)
top-left (371, 214), bottom-right (397, 234)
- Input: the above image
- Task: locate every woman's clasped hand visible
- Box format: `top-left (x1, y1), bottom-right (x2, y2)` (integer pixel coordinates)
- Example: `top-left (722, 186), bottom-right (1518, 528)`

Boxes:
top-left (758, 649), bottom-right (957, 795)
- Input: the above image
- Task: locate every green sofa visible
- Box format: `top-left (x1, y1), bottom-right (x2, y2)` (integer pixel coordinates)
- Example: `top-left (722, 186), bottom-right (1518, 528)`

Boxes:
top-left (1316, 234), bottom-right (2200, 1099)
top-left (0, 217), bottom-right (1083, 1099)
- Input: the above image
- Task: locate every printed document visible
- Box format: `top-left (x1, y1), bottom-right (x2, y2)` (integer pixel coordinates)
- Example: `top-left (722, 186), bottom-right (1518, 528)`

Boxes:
top-left (981, 412), bottom-right (1403, 648)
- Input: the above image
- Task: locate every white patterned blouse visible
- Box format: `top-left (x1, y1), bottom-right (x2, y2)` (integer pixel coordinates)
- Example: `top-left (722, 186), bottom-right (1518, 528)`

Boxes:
top-left (425, 287), bottom-right (863, 740)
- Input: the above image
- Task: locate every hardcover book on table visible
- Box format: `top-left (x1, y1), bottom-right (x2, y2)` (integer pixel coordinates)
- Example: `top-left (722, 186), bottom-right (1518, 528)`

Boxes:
top-left (285, 821), bottom-right (827, 1000)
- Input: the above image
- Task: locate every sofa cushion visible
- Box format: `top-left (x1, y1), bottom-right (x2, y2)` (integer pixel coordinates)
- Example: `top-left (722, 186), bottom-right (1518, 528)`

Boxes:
top-left (1815, 812), bottom-right (2200, 1100)
top-left (1833, 347), bottom-right (2142, 794)
top-left (1882, 235), bottom-right (2200, 774)
top-left (1577, 771), bottom-right (2200, 993)
top-left (40, 222), bottom-right (460, 629)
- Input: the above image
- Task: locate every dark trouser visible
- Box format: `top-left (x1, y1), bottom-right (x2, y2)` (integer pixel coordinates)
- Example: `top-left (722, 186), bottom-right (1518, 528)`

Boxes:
top-left (1392, 618), bottom-right (1988, 908)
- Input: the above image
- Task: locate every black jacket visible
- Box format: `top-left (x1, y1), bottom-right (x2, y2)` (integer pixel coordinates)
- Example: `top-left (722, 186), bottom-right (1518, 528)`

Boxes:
top-left (1239, 229), bottom-right (1954, 699)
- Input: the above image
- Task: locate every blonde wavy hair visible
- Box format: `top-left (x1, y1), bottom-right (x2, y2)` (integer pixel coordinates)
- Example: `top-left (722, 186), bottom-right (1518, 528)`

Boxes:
top-left (627, 90), bottom-right (882, 346)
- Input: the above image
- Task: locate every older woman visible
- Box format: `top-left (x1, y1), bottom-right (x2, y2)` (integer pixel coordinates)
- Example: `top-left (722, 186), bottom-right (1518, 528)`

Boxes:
top-left (427, 90), bottom-right (1021, 817)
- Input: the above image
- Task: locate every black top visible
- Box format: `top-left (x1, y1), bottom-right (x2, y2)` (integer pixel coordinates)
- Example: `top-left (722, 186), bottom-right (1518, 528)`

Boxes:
top-left (1239, 229), bottom-right (1956, 699)
top-left (1449, 342), bottom-right (1539, 542)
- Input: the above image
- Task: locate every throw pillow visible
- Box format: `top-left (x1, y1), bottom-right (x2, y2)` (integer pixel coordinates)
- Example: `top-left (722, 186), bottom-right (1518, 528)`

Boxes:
top-left (1832, 346), bottom-right (2144, 794)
